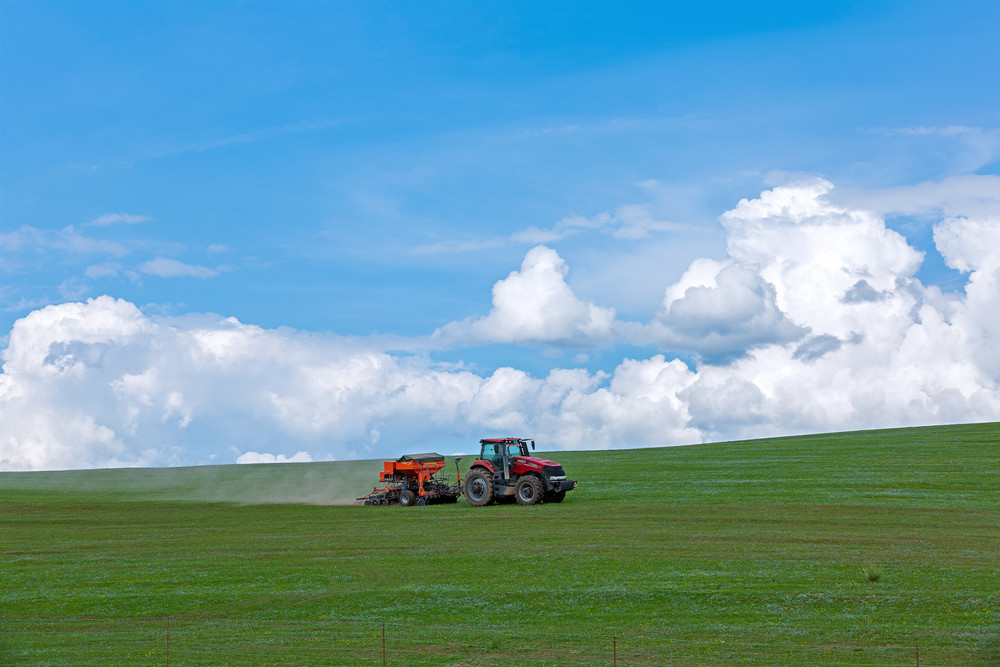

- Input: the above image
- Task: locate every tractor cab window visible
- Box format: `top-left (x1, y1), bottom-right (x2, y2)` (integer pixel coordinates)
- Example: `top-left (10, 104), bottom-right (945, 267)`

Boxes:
top-left (486, 444), bottom-right (504, 468)
top-left (480, 441), bottom-right (527, 468)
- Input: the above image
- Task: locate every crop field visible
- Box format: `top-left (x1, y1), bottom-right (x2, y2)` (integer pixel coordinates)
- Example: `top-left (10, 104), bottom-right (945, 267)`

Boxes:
top-left (2, 423), bottom-right (998, 665)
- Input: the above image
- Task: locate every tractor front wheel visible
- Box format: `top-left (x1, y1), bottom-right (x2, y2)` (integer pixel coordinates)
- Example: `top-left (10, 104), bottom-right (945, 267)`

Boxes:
top-left (545, 490), bottom-right (566, 503)
top-left (464, 469), bottom-right (495, 506)
top-left (515, 476), bottom-right (542, 505)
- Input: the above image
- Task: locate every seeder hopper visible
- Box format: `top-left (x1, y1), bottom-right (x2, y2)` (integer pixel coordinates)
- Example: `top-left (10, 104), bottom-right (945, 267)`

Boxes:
top-left (358, 453), bottom-right (463, 506)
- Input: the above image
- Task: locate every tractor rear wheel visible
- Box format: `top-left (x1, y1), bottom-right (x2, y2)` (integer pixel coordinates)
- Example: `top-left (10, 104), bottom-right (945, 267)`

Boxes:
top-left (464, 469), bottom-right (494, 506)
top-left (515, 476), bottom-right (542, 505)
top-left (399, 489), bottom-right (416, 506)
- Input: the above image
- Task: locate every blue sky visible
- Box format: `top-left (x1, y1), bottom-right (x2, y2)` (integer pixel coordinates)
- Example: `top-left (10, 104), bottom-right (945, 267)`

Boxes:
top-left (2, 1), bottom-right (999, 470)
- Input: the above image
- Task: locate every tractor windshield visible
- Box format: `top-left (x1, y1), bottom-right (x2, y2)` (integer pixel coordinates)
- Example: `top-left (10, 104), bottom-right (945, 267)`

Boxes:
top-left (480, 441), bottom-right (528, 465)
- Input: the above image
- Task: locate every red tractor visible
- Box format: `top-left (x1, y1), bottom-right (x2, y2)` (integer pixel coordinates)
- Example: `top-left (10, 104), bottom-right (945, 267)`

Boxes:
top-left (463, 437), bottom-right (577, 506)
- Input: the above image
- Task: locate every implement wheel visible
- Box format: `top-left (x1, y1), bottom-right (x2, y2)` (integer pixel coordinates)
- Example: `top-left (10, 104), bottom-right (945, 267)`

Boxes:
top-left (399, 489), bottom-right (416, 506)
top-left (464, 469), bottom-right (495, 506)
top-left (515, 476), bottom-right (542, 505)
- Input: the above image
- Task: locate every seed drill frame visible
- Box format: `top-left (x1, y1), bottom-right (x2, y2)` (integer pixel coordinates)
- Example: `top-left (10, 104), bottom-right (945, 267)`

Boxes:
top-left (358, 453), bottom-right (463, 506)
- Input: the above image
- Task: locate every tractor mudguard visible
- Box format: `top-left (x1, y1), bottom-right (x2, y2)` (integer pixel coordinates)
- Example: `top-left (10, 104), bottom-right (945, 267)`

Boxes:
top-left (470, 460), bottom-right (495, 473)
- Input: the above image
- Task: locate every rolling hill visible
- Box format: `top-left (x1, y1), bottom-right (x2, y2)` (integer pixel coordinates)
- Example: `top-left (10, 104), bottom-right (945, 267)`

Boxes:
top-left (2, 422), bottom-right (997, 665)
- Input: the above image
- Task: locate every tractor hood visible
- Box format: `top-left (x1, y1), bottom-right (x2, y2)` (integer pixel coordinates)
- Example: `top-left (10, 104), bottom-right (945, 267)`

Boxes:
top-left (512, 456), bottom-right (561, 469)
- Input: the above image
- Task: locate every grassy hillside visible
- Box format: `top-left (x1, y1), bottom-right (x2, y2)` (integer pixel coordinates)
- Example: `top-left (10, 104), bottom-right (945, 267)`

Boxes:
top-left (2, 423), bottom-right (998, 665)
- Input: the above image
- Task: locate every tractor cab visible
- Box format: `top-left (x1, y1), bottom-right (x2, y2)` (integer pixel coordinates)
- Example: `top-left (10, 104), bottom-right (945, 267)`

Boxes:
top-left (481, 438), bottom-right (534, 471)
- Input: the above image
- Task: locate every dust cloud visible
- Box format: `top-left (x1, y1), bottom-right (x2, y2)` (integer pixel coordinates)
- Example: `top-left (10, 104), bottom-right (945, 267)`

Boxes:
top-left (1, 459), bottom-right (389, 506)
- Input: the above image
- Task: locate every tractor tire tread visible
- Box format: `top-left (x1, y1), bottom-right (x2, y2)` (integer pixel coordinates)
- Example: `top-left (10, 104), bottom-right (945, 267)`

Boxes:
top-left (465, 468), bottom-right (495, 506)
top-left (515, 475), bottom-right (543, 505)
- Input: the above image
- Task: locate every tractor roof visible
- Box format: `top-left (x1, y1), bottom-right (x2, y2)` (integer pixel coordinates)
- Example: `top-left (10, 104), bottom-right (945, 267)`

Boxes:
top-left (479, 437), bottom-right (525, 444)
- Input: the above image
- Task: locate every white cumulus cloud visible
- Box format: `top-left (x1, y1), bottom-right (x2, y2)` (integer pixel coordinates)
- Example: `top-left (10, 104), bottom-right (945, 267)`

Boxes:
top-left (1, 295), bottom-right (694, 470)
top-left (934, 217), bottom-right (1000, 273)
top-left (434, 245), bottom-right (616, 346)
top-left (674, 179), bottom-right (1000, 439)
top-left (721, 178), bottom-right (924, 338)
top-left (3, 178), bottom-right (998, 471)
top-left (646, 259), bottom-right (806, 361)
top-left (236, 451), bottom-right (313, 464)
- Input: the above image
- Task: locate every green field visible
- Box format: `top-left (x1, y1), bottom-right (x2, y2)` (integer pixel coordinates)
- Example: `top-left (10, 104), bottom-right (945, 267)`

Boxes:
top-left (2, 423), bottom-right (998, 665)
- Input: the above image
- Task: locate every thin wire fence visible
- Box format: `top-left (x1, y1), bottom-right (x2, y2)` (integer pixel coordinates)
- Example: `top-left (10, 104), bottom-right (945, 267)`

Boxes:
top-left (1, 617), bottom-right (996, 666)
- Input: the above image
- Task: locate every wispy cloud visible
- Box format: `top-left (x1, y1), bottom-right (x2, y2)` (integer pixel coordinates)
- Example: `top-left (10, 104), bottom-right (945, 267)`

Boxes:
top-left (1, 225), bottom-right (129, 258)
top-left (84, 262), bottom-right (123, 279)
top-left (835, 174), bottom-right (1000, 219)
top-left (87, 213), bottom-right (153, 226)
top-left (411, 237), bottom-right (507, 256)
top-left (413, 203), bottom-right (687, 255)
top-left (139, 258), bottom-right (218, 279)
top-left (871, 125), bottom-right (980, 137)
top-left (141, 119), bottom-right (346, 160)
top-left (866, 125), bottom-right (1000, 174)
